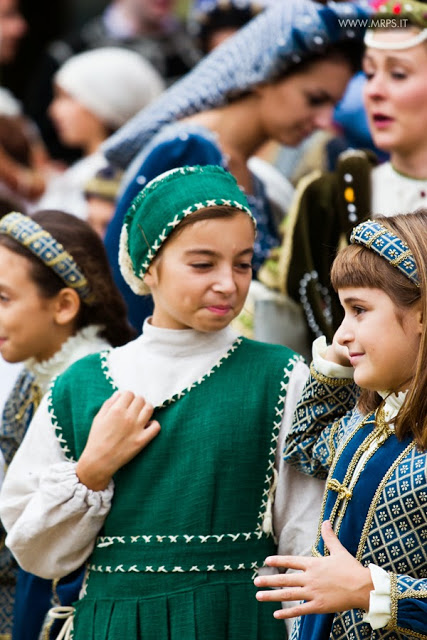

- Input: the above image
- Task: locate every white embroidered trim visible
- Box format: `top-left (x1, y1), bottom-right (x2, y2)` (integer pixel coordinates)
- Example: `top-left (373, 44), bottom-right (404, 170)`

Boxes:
top-left (96, 530), bottom-right (265, 547)
top-left (100, 350), bottom-right (116, 390)
top-left (47, 379), bottom-right (76, 462)
top-left (259, 353), bottom-right (305, 536)
top-left (88, 560), bottom-right (261, 574)
top-left (119, 197), bottom-right (255, 292)
top-left (100, 337), bottom-right (244, 409)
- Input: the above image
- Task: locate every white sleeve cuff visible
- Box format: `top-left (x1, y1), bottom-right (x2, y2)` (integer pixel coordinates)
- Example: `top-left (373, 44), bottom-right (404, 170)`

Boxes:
top-left (312, 336), bottom-right (354, 379)
top-left (362, 563), bottom-right (392, 630)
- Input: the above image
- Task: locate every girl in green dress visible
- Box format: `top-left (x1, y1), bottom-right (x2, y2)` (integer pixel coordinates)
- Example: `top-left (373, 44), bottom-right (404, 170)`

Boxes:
top-left (0, 165), bottom-right (324, 639)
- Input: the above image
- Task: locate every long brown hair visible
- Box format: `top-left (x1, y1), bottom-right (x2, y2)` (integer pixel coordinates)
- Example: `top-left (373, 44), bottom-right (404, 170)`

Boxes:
top-left (0, 210), bottom-right (135, 346)
top-left (330, 211), bottom-right (427, 450)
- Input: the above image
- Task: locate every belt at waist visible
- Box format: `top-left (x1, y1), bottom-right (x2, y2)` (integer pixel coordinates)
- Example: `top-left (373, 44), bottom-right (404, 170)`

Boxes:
top-left (89, 530), bottom-right (275, 574)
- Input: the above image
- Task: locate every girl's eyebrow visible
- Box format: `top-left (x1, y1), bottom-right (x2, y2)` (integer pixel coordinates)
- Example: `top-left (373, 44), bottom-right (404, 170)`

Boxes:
top-left (184, 248), bottom-right (254, 257)
top-left (341, 296), bottom-right (367, 304)
top-left (363, 52), bottom-right (413, 66)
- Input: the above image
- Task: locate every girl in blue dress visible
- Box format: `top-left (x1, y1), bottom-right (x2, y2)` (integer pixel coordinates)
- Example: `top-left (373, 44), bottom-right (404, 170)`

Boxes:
top-left (255, 211), bottom-right (427, 640)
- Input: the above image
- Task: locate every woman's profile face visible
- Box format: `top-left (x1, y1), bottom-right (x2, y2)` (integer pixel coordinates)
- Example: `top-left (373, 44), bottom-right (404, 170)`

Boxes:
top-left (363, 30), bottom-right (427, 161)
top-left (255, 58), bottom-right (353, 147)
top-left (48, 86), bottom-right (109, 153)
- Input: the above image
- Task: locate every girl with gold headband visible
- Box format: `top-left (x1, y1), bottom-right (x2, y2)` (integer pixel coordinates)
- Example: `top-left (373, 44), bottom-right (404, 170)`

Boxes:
top-left (266, 0), bottom-right (427, 349)
top-left (0, 210), bottom-right (134, 639)
top-left (255, 211), bottom-right (427, 640)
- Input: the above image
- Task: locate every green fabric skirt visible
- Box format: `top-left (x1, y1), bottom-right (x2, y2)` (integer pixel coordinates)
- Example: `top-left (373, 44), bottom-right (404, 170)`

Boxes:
top-left (73, 570), bottom-right (286, 639)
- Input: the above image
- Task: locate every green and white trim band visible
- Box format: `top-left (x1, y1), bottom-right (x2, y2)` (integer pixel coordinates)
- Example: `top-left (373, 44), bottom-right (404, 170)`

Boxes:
top-left (118, 165), bottom-right (255, 295)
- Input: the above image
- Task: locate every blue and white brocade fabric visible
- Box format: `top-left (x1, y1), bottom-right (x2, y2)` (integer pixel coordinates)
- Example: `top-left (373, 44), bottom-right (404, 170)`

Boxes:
top-left (103, 0), bottom-right (371, 169)
top-left (284, 366), bottom-right (427, 640)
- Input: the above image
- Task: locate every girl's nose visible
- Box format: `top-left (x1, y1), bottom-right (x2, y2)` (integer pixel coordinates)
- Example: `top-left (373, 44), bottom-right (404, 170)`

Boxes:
top-left (363, 73), bottom-right (386, 101)
top-left (212, 268), bottom-right (237, 294)
top-left (313, 105), bottom-right (335, 132)
top-left (335, 320), bottom-right (353, 347)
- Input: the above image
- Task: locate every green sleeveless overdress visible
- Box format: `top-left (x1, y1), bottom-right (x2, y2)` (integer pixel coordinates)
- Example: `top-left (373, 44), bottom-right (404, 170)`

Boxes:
top-left (49, 337), bottom-right (301, 639)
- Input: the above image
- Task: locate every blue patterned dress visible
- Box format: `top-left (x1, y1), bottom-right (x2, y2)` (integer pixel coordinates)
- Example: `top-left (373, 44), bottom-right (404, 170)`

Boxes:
top-left (283, 365), bottom-right (427, 640)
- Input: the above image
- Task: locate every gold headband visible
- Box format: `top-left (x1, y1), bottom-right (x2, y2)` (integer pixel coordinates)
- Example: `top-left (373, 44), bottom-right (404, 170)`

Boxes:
top-left (0, 212), bottom-right (95, 303)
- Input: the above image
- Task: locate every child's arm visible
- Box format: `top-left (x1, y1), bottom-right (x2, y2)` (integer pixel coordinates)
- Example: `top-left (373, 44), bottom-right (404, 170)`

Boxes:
top-left (283, 337), bottom-right (358, 478)
top-left (0, 392), bottom-right (160, 579)
top-left (255, 520), bottom-right (427, 637)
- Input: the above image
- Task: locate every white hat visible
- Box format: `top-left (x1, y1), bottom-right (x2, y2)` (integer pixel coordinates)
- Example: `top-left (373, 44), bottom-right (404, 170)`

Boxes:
top-left (54, 47), bottom-right (165, 129)
top-left (0, 87), bottom-right (22, 116)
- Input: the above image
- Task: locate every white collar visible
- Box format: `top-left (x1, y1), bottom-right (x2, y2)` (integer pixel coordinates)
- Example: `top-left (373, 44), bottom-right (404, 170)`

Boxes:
top-left (374, 162), bottom-right (427, 184)
top-left (378, 389), bottom-right (407, 423)
top-left (140, 317), bottom-right (238, 358)
top-left (25, 325), bottom-right (108, 393)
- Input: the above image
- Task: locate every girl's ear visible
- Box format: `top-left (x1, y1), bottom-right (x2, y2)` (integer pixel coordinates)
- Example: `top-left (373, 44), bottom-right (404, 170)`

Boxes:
top-left (143, 262), bottom-right (159, 289)
top-left (409, 299), bottom-right (424, 338)
top-left (53, 288), bottom-right (81, 326)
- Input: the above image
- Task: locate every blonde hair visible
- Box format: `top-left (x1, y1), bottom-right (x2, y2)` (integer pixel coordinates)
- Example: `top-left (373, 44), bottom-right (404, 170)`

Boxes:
top-left (331, 211), bottom-right (427, 450)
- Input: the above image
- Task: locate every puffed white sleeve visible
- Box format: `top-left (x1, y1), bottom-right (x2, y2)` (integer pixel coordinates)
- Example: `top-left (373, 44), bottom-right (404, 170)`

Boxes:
top-left (0, 394), bottom-right (114, 579)
top-left (269, 360), bottom-right (326, 636)
top-left (272, 359), bottom-right (325, 558)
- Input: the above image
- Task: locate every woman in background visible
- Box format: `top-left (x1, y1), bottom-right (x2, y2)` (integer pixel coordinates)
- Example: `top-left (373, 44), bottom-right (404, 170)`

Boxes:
top-left (101, 0), bottom-right (368, 332)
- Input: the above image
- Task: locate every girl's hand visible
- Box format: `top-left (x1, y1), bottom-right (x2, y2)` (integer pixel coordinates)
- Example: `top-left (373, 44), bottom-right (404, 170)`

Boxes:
top-left (325, 332), bottom-right (351, 367)
top-left (254, 521), bottom-right (373, 619)
top-left (76, 391), bottom-right (161, 491)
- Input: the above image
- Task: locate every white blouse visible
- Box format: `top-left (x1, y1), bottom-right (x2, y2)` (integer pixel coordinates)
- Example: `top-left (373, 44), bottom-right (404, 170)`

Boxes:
top-left (371, 162), bottom-right (427, 217)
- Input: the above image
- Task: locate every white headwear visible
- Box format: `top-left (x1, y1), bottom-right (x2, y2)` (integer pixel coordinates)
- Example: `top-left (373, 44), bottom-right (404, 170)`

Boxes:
top-left (0, 87), bottom-right (22, 116)
top-left (54, 47), bottom-right (165, 129)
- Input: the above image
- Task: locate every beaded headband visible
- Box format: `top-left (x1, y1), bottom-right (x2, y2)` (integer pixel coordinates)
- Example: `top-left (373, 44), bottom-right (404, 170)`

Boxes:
top-left (350, 219), bottom-right (419, 286)
top-left (119, 165), bottom-right (255, 295)
top-left (365, 0), bottom-right (427, 49)
top-left (0, 212), bottom-right (95, 303)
